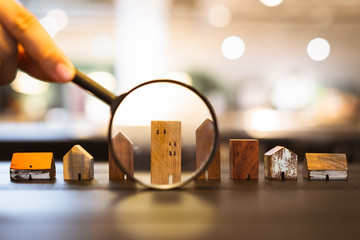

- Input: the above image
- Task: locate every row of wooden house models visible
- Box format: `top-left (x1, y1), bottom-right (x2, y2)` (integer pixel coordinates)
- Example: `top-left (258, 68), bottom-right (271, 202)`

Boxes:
top-left (9, 121), bottom-right (348, 182)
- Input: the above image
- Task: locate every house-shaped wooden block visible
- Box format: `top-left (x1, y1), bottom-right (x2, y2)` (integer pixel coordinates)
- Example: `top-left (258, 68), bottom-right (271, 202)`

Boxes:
top-left (196, 119), bottom-right (220, 180)
top-left (229, 139), bottom-right (258, 180)
top-left (264, 146), bottom-right (297, 180)
top-left (63, 145), bottom-right (94, 180)
top-left (109, 131), bottom-right (134, 180)
top-left (303, 153), bottom-right (348, 180)
top-left (10, 152), bottom-right (56, 181)
top-left (151, 121), bottom-right (181, 185)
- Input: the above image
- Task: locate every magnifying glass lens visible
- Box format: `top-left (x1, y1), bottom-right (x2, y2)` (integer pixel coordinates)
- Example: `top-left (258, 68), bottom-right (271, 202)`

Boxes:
top-left (109, 81), bottom-right (217, 189)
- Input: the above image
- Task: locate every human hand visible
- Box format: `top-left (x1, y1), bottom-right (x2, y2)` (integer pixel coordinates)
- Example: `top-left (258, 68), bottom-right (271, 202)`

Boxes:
top-left (0, 0), bottom-right (75, 86)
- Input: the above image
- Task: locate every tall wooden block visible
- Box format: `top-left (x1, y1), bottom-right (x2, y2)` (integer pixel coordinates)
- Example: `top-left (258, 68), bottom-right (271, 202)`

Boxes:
top-left (304, 153), bottom-right (348, 180)
top-left (63, 145), bottom-right (94, 180)
top-left (264, 146), bottom-right (297, 180)
top-left (196, 119), bottom-right (220, 180)
top-left (109, 131), bottom-right (134, 180)
top-left (151, 121), bottom-right (181, 185)
top-left (10, 152), bottom-right (55, 180)
top-left (229, 139), bottom-right (258, 180)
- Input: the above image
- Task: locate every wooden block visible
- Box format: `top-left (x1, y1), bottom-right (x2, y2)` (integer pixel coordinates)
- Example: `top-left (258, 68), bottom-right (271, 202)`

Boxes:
top-left (63, 145), bottom-right (94, 180)
top-left (10, 152), bottom-right (55, 180)
top-left (264, 146), bottom-right (297, 180)
top-left (151, 121), bottom-right (181, 185)
top-left (109, 131), bottom-right (134, 180)
top-left (196, 118), bottom-right (220, 180)
top-left (229, 139), bottom-right (258, 180)
top-left (303, 153), bottom-right (348, 180)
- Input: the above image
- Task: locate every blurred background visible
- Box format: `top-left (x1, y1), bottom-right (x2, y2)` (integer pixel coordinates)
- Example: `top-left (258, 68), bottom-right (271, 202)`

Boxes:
top-left (1, 0), bottom-right (360, 162)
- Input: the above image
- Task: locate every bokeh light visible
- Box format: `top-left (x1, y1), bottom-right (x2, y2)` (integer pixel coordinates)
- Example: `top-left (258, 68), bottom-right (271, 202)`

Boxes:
top-left (221, 36), bottom-right (245, 60)
top-left (208, 5), bottom-right (232, 28)
top-left (307, 38), bottom-right (331, 61)
top-left (260, 0), bottom-right (284, 7)
top-left (11, 72), bottom-right (50, 95)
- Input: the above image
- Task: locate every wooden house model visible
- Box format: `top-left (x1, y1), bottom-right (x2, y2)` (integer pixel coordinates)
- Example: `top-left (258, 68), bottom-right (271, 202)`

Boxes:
top-left (151, 121), bottom-right (181, 185)
top-left (109, 131), bottom-right (134, 180)
top-left (229, 139), bottom-right (259, 180)
top-left (63, 145), bottom-right (94, 180)
top-left (264, 146), bottom-right (297, 180)
top-left (303, 153), bottom-right (348, 180)
top-left (196, 119), bottom-right (220, 180)
top-left (10, 152), bottom-right (56, 180)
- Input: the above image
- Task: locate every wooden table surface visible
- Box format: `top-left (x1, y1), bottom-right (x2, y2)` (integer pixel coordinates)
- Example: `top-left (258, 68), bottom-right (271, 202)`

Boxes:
top-left (0, 161), bottom-right (359, 240)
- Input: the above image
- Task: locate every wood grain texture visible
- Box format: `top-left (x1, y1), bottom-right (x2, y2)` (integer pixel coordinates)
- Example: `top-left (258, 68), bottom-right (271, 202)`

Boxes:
top-left (63, 145), bottom-right (94, 180)
top-left (10, 152), bottom-right (55, 180)
top-left (196, 119), bottom-right (220, 180)
top-left (151, 121), bottom-right (181, 185)
top-left (304, 153), bottom-right (348, 180)
top-left (109, 131), bottom-right (134, 180)
top-left (229, 139), bottom-right (258, 180)
top-left (264, 146), bottom-right (297, 180)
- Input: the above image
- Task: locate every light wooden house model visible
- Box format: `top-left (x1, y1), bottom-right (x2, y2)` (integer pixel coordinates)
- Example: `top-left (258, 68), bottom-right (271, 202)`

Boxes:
top-left (303, 153), bottom-right (348, 180)
top-left (63, 145), bottom-right (94, 180)
top-left (109, 131), bottom-right (134, 180)
top-left (264, 146), bottom-right (297, 180)
top-left (229, 139), bottom-right (259, 180)
top-left (10, 152), bottom-right (56, 181)
top-left (196, 119), bottom-right (220, 180)
top-left (151, 121), bottom-right (181, 185)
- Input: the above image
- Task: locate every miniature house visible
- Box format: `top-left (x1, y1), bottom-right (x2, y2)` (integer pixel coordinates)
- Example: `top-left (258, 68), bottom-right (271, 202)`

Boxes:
top-left (109, 131), bottom-right (134, 180)
top-left (63, 145), bottom-right (94, 180)
top-left (229, 139), bottom-right (259, 180)
top-left (303, 153), bottom-right (348, 180)
top-left (10, 152), bottom-right (56, 181)
top-left (151, 121), bottom-right (181, 185)
top-left (264, 146), bottom-right (297, 180)
top-left (196, 119), bottom-right (220, 180)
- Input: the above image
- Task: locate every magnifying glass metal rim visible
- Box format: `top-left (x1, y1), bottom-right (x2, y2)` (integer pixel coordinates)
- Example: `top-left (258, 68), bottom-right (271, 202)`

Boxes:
top-left (108, 79), bottom-right (219, 190)
top-left (72, 70), bottom-right (219, 190)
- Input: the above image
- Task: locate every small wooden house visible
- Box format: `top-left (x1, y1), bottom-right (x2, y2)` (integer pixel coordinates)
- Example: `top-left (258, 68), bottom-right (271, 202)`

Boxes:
top-left (229, 139), bottom-right (259, 180)
top-left (63, 145), bottom-right (94, 180)
top-left (264, 146), bottom-right (297, 180)
top-left (10, 152), bottom-right (56, 180)
top-left (303, 153), bottom-right (348, 180)
top-left (109, 131), bottom-right (134, 180)
top-left (196, 119), bottom-right (220, 180)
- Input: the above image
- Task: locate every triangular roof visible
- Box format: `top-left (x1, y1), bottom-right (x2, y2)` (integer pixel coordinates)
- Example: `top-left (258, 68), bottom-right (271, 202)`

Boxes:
top-left (264, 146), bottom-right (285, 156)
top-left (10, 152), bottom-right (53, 170)
top-left (65, 145), bottom-right (93, 161)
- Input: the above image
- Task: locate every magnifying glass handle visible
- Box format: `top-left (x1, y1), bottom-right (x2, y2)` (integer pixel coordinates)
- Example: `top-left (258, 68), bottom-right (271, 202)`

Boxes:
top-left (72, 69), bottom-right (116, 105)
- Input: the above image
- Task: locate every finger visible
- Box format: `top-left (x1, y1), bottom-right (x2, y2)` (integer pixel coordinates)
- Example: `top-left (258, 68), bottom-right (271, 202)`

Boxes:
top-left (0, 23), bottom-right (18, 86)
top-left (17, 44), bottom-right (54, 81)
top-left (0, 0), bottom-right (75, 83)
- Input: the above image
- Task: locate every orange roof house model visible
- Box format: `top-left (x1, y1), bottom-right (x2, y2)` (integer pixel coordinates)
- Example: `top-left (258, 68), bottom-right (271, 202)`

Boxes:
top-left (63, 145), bottom-right (94, 180)
top-left (10, 152), bottom-right (56, 181)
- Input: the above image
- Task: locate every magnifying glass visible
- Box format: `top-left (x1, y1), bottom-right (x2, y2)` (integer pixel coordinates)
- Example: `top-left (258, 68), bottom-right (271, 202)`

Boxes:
top-left (73, 70), bottom-right (219, 190)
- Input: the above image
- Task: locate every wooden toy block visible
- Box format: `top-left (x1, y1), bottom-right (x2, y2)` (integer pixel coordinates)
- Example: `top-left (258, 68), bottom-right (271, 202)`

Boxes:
top-left (196, 118), bottom-right (220, 180)
top-left (10, 152), bottom-right (55, 181)
top-left (303, 153), bottom-right (348, 180)
top-left (151, 121), bottom-right (181, 185)
top-left (63, 145), bottom-right (94, 180)
top-left (264, 146), bottom-right (297, 180)
top-left (229, 139), bottom-right (258, 180)
top-left (109, 131), bottom-right (134, 180)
